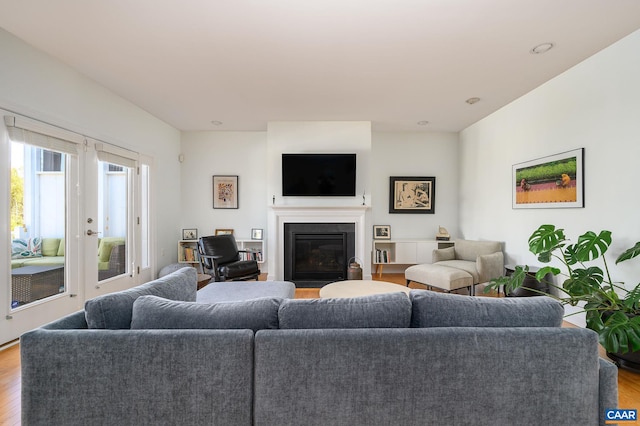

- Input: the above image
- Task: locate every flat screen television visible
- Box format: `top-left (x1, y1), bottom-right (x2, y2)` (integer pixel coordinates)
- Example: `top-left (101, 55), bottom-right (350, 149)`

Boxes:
top-left (282, 153), bottom-right (356, 196)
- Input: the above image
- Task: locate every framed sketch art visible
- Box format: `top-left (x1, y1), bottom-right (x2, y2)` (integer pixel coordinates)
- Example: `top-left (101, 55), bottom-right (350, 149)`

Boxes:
top-left (213, 175), bottom-right (238, 209)
top-left (513, 148), bottom-right (584, 209)
top-left (373, 225), bottom-right (391, 240)
top-left (389, 176), bottom-right (435, 214)
top-left (182, 228), bottom-right (198, 240)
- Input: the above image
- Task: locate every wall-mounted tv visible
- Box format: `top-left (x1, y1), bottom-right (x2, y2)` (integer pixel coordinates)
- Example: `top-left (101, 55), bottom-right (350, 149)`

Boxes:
top-left (282, 153), bottom-right (356, 196)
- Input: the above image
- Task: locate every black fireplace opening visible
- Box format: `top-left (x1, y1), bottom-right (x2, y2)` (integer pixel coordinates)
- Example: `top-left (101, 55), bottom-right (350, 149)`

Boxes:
top-left (284, 223), bottom-right (355, 288)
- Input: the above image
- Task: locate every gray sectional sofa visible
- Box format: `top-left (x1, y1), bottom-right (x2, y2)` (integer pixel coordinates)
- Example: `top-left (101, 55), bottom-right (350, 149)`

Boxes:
top-left (21, 268), bottom-right (617, 426)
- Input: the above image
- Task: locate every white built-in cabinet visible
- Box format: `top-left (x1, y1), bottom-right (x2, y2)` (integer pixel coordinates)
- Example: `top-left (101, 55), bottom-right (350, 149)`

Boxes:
top-left (372, 239), bottom-right (454, 277)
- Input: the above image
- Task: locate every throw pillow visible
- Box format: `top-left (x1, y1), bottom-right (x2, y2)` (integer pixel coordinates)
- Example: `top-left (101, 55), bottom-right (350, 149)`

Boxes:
top-left (131, 295), bottom-right (282, 332)
top-left (278, 292), bottom-right (412, 329)
top-left (11, 237), bottom-right (42, 259)
top-left (84, 267), bottom-right (197, 329)
top-left (409, 290), bottom-right (564, 328)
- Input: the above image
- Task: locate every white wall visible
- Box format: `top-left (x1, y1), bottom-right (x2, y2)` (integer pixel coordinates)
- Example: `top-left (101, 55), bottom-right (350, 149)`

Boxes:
top-left (0, 28), bottom-right (182, 274)
top-left (459, 29), bottom-right (640, 318)
top-left (180, 131), bottom-right (268, 241)
top-left (372, 132), bottom-right (459, 239)
top-left (266, 121), bottom-right (372, 207)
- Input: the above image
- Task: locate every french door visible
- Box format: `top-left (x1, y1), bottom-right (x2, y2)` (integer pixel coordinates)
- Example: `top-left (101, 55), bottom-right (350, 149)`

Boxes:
top-left (1, 114), bottom-right (150, 344)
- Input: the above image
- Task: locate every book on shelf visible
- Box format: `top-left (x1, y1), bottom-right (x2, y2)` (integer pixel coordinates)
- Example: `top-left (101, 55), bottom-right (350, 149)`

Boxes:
top-left (183, 247), bottom-right (197, 262)
top-left (375, 249), bottom-right (390, 264)
top-left (239, 249), bottom-right (263, 262)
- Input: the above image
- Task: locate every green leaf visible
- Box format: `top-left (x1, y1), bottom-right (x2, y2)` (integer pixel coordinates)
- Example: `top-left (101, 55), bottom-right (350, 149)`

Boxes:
top-left (622, 283), bottom-right (640, 312)
top-left (563, 244), bottom-right (579, 266)
top-left (486, 266), bottom-right (528, 295)
top-left (528, 225), bottom-right (566, 256)
top-left (535, 266), bottom-right (560, 283)
top-left (574, 231), bottom-right (611, 262)
top-left (616, 241), bottom-right (640, 264)
top-left (599, 312), bottom-right (640, 354)
top-left (563, 267), bottom-right (604, 297)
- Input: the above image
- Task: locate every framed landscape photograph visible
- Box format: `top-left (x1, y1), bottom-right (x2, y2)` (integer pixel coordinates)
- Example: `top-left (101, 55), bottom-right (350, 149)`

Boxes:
top-left (513, 148), bottom-right (584, 209)
top-left (213, 175), bottom-right (238, 209)
top-left (389, 176), bottom-right (435, 214)
top-left (182, 228), bottom-right (198, 240)
top-left (373, 225), bottom-right (391, 240)
top-left (215, 229), bottom-right (234, 236)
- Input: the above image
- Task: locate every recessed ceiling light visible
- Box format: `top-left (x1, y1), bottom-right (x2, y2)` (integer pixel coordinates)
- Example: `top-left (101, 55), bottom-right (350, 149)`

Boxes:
top-left (417, 120), bottom-right (429, 126)
top-left (211, 120), bottom-right (223, 126)
top-left (530, 43), bottom-right (554, 54)
top-left (466, 97), bottom-right (480, 105)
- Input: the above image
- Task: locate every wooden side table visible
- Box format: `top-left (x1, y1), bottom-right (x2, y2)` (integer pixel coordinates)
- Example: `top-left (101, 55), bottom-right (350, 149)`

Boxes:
top-left (197, 274), bottom-right (211, 290)
top-left (504, 264), bottom-right (551, 297)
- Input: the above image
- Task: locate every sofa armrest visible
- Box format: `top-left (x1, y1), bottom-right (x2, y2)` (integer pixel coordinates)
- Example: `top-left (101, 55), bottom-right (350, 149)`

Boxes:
top-left (599, 357), bottom-right (618, 426)
top-left (476, 251), bottom-right (504, 283)
top-left (432, 246), bottom-right (455, 263)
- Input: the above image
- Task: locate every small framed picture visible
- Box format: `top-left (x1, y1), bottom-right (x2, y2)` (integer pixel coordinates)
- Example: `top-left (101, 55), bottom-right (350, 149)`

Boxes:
top-left (373, 225), bottom-right (391, 240)
top-left (213, 175), bottom-right (239, 209)
top-left (182, 228), bottom-right (198, 240)
top-left (215, 229), bottom-right (234, 236)
top-left (251, 228), bottom-right (263, 240)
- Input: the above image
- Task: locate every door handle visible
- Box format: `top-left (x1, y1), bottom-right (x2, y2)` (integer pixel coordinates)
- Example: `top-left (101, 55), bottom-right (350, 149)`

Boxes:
top-left (86, 230), bottom-right (102, 236)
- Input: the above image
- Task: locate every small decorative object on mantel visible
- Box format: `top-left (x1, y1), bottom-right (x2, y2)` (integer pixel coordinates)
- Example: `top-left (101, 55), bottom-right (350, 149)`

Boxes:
top-left (213, 175), bottom-right (239, 209)
top-left (373, 225), bottom-right (391, 240)
top-left (435, 226), bottom-right (450, 241)
top-left (182, 228), bottom-right (198, 240)
top-left (389, 176), bottom-right (435, 214)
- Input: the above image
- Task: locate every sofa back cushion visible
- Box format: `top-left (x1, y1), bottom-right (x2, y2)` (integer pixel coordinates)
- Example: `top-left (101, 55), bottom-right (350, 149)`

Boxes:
top-left (410, 290), bottom-right (563, 327)
top-left (41, 238), bottom-right (61, 257)
top-left (84, 267), bottom-right (197, 329)
top-left (131, 295), bottom-right (281, 332)
top-left (278, 292), bottom-right (411, 329)
top-left (454, 239), bottom-right (501, 262)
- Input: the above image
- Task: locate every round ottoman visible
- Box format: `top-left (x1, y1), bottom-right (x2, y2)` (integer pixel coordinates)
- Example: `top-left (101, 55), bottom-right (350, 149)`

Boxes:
top-left (319, 280), bottom-right (411, 298)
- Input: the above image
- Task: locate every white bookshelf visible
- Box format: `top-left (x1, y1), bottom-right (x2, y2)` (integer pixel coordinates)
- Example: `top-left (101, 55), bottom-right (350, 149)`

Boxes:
top-left (177, 240), bottom-right (199, 264)
top-left (372, 239), bottom-right (454, 277)
top-left (177, 238), bottom-right (265, 265)
top-left (236, 239), bottom-right (265, 264)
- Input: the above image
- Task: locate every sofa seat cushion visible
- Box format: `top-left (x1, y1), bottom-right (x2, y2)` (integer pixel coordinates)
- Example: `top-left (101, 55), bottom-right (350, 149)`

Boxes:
top-left (197, 280), bottom-right (295, 303)
top-left (279, 292), bottom-right (411, 329)
top-left (433, 259), bottom-right (479, 282)
top-left (131, 295), bottom-right (282, 332)
top-left (19, 256), bottom-right (65, 267)
top-left (410, 290), bottom-right (564, 328)
top-left (84, 267), bottom-right (197, 329)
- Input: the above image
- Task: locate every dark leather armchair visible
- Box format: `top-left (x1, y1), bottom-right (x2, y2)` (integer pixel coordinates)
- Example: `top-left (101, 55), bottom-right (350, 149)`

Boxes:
top-left (197, 234), bottom-right (260, 282)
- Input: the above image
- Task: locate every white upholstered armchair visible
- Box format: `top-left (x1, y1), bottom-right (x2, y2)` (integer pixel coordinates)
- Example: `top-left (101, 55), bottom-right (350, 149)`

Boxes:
top-left (432, 239), bottom-right (504, 292)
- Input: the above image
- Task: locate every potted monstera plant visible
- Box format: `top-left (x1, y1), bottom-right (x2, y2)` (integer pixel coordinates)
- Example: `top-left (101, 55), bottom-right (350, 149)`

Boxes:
top-left (486, 224), bottom-right (640, 371)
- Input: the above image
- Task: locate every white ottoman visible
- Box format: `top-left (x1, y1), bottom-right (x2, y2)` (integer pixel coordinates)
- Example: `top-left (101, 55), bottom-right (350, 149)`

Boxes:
top-left (405, 264), bottom-right (474, 295)
top-left (319, 280), bottom-right (411, 298)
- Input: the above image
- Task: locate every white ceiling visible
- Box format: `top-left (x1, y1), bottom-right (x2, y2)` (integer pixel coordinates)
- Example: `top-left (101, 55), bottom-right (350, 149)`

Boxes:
top-left (1, 0), bottom-right (640, 132)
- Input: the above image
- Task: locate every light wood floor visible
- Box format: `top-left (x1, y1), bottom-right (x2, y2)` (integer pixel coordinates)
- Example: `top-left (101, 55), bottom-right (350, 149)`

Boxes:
top-left (1, 273), bottom-right (638, 425)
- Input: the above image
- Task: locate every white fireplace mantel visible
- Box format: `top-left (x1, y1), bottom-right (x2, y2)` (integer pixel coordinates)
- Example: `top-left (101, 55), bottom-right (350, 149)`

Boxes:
top-left (267, 205), bottom-right (370, 281)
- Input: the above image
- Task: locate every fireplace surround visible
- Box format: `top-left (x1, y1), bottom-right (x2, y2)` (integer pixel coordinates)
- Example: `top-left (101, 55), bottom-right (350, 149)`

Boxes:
top-left (267, 206), bottom-right (369, 283)
top-left (284, 223), bottom-right (355, 287)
